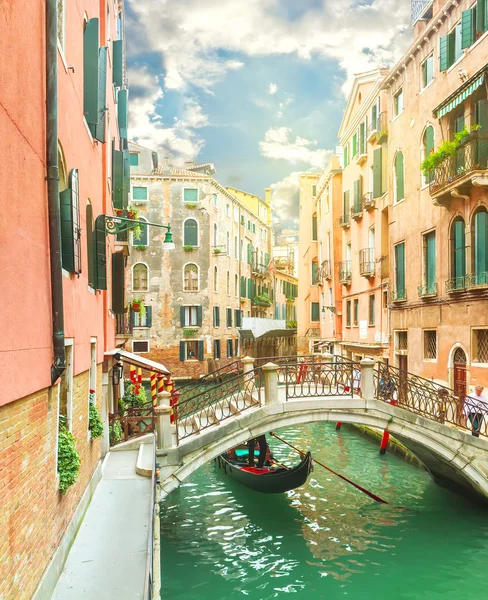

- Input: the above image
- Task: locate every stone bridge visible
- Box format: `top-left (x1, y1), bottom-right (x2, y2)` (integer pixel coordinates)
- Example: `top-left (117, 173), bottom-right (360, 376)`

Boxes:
top-left (154, 358), bottom-right (488, 503)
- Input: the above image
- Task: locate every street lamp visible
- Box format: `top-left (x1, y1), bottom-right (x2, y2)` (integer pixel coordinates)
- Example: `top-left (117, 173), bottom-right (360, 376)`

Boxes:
top-left (101, 214), bottom-right (175, 250)
top-left (162, 225), bottom-right (175, 250)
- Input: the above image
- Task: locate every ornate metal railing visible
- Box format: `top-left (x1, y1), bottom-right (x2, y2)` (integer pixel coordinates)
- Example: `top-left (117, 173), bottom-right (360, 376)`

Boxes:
top-left (430, 133), bottom-right (488, 196)
top-left (321, 259), bottom-right (332, 280)
top-left (359, 248), bottom-right (375, 277)
top-left (445, 276), bottom-right (466, 293)
top-left (374, 363), bottom-right (488, 438)
top-left (339, 214), bottom-right (350, 228)
top-left (284, 360), bottom-right (360, 399)
top-left (174, 368), bottom-right (262, 442)
top-left (109, 404), bottom-right (155, 446)
top-left (412, 0), bottom-right (433, 25)
top-left (252, 263), bottom-right (269, 276)
top-left (351, 200), bottom-right (363, 219)
top-left (391, 288), bottom-right (406, 301)
top-left (466, 271), bottom-right (488, 288)
top-left (116, 313), bottom-right (132, 335)
top-left (367, 111), bottom-right (388, 141)
top-left (175, 360), bottom-right (243, 402)
top-left (339, 261), bottom-right (352, 284)
top-left (362, 192), bottom-right (375, 210)
top-left (417, 282), bottom-right (437, 297)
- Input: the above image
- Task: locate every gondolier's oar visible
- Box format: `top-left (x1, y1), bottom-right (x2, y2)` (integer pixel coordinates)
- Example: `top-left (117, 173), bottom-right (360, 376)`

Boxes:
top-left (269, 431), bottom-right (406, 507)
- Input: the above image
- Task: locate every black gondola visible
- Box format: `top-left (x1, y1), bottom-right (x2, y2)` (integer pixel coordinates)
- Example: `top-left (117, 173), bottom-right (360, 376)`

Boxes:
top-left (216, 449), bottom-right (313, 494)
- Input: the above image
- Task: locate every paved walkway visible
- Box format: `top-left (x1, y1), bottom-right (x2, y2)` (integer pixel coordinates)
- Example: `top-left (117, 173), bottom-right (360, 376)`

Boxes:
top-left (52, 451), bottom-right (151, 600)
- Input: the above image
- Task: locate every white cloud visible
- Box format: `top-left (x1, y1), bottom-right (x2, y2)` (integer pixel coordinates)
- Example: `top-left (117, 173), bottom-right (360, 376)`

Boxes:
top-left (268, 83), bottom-right (279, 95)
top-left (270, 171), bottom-right (302, 228)
top-left (259, 127), bottom-right (332, 169)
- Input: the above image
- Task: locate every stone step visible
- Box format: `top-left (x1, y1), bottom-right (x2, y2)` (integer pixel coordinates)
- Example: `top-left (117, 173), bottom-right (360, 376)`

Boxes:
top-left (136, 443), bottom-right (155, 478)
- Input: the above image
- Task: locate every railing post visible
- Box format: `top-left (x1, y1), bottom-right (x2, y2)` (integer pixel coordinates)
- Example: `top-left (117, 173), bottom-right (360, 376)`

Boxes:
top-left (242, 355), bottom-right (257, 397)
top-left (242, 355), bottom-right (255, 374)
top-left (154, 391), bottom-right (172, 451)
top-left (262, 362), bottom-right (279, 406)
top-left (360, 358), bottom-right (376, 402)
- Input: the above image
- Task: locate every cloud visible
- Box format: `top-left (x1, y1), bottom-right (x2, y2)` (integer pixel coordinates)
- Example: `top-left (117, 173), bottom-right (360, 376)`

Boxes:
top-left (259, 127), bottom-right (332, 169)
top-left (268, 83), bottom-right (279, 95)
top-left (270, 171), bottom-right (302, 229)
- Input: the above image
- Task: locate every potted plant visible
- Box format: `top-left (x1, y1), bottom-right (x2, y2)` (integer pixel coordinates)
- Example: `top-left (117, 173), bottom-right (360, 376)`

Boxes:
top-left (183, 245), bottom-right (195, 251)
top-left (420, 124), bottom-right (481, 177)
top-left (127, 206), bottom-right (139, 220)
top-left (134, 245), bottom-right (146, 251)
top-left (57, 416), bottom-right (81, 494)
top-left (88, 390), bottom-right (104, 439)
top-left (115, 208), bottom-right (124, 216)
top-left (128, 298), bottom-right (146, 319)
top-left (240, 298), bottom-right (246, 304)
top-left (213, 248), bottom-right (222, 254)
top-left (183, 328), bottom-right (199, 337)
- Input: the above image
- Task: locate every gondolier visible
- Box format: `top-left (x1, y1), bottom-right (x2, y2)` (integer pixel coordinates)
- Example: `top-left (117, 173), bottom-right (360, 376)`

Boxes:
top-left (463, 385), bottom-right (488, 437)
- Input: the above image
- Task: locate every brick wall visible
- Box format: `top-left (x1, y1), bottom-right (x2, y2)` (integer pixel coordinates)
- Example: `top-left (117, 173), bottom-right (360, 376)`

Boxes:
top-left (0, 366), bottom-right (103, 599)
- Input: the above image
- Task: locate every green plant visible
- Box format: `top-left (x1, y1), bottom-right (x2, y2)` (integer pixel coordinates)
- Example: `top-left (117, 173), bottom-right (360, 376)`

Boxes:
top-left (240, 298), bottom-right (247, 304)
top-left (58, 421), bottom-right (81, 494)
top-left (376, 129), bottom-right (388, 143)
top-left (183, 245), bottom-right (195, 251)
top-left (109, 421), bottom-right (123, 445)
top-left (134, 245), bottom-right (146, 251)
top-left (286, 296), bottom-right (295, 303)
top-left (213, 248), bottom-right (222, 254)
top-left (186, 203), bottom-right (197, 209)
top-left (183, 328), bottom-right (199, 337)
top-left (286, 320), bottom-right (297, 329)
top-left (420, 125), bottom-right (481, 176)
top-left (88, 392), bottom-right (104, 439)
top-left (120, 382), bottom-right (147, 410)
top-left (128, 298), bottom-right (146, 319)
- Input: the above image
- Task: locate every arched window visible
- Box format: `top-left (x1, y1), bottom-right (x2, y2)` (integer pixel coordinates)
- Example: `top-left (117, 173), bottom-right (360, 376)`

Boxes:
top-left (183, 263), bottom-right (199, 291)
top-left (213, 223), bottom-right (218, 248)
top-left (394, 151), bottom-right (405, 202)
top-left (58, 143), bottom-right (68, 192)
top-left (450, 217), bottom-right (466, 289)
top-left (183, 218), bottom-right (198, 247)
top-left (214, 266), bottom-right (218, 292)
top-left (132, 263), bottom-right (148, 291)
top-left (133, 217), bottom-right (148, 247)
top-left (422, 126), bottom-right (435, 185)
top-left (472, 208), bottom-right (488, 285)
top-left (311, 259), bottom-right (319, 285)
top-left (226, 271), bottom-right (230, 295)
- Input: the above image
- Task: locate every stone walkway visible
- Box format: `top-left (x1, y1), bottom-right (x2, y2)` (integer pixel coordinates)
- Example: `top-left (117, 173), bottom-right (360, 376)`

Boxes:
top-left (52, 450), bottom-right (151, 600)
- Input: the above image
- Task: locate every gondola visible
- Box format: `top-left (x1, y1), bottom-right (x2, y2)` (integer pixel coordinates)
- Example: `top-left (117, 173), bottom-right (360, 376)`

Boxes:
top-left (216, 447), bottom-right (313, 494)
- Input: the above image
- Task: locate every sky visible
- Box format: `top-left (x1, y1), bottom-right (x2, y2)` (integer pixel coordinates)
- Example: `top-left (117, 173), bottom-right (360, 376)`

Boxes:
top-left (125, 0), bottom-right (412, 231)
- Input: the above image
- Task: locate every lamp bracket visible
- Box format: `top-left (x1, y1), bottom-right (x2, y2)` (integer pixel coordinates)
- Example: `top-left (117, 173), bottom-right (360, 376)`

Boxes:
top-left (103, 215), bottom-right (172, 236)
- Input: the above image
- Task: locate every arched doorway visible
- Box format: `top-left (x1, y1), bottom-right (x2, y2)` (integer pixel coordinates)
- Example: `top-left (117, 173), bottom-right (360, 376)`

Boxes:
top-left (453, 347), bottom-right (467, 421)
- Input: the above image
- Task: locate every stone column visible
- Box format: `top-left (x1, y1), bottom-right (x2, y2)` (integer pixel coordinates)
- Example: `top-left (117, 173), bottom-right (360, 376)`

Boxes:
top-left (242, 355), bottom-right (255, 374)
top-left (262, 362), bottom-right (279, 406)
top-left (154, 391), bottom-right (172, 451)
top-left (360, 358), bottom-right (376, 402)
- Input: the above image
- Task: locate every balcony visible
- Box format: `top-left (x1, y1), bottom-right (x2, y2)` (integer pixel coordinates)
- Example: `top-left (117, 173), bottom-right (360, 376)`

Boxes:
top-left (445, 276), bottom-right (466, 293)
top-left (411, 1), bottom-right (433, 26)
top-left (116, 313), bottom-right (132, 336)
top-left (466, 271), bottom-right (488, 289)
top-left (392, 288), bottom-right (406, 302)
top-left (252, 263), bottom-right (269, 277)
top-left (320, 259), bottom-right (332, 281)
top-left (429, 132), bottom-right (488, 206)
top-left (359, 248), bottom-right (375, 277)
top-left (362, 192), bottom-right (375, 211)
top-left (417, 282), bottom-right (437, 298)
top-left (367, 112), bottom-right (388, 144)
top-left (338, 261), bottom-right (352, 285)
top-left (339, 214), bottom-right (350, 229)
top-left (351, 201), bottom-right (363, 221)
top-left (252, 294), bottom-right (272, 307)
top-left (356, 150), bottom-right (367, 166)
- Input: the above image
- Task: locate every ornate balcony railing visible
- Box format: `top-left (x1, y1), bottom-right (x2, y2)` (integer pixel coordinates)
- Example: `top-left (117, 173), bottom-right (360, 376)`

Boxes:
top-left (367, 111), bottom-right (388, 143)
top-left (429, 132), bottom-right (488, 201)
top-left (412, 1), bottom-right (433, 26)
top-left (320, 259), bottom-right (332, 280)
top-left (362, 192), bottom-right (375, 210)
top-left (418, 282), bottom-right (437, 297)
top-left (116, 313), bottom-right (133, 335)
top-left (351, 200), bottom-right (363, 220)
top-left (339, 214), bottom-right (350, 228)
top-left (252, 295), bottom-right (272, 307)
top-left (392, 288), bottom-right (406, 302)
top-left (445, 276), bottom-right (466, 293)
top-left (359, 248), bottom-right (375, 277)
top-left (466, 271), bottom-right (488, 289)
top-left (252, 263), bottom-right (269, 276)
top-left (339, 261), bottom-right (352, 284)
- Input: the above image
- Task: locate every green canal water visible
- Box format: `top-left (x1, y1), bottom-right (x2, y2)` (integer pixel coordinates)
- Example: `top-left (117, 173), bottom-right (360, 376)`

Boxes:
top-left (160, 423), bottom-right (488, 599)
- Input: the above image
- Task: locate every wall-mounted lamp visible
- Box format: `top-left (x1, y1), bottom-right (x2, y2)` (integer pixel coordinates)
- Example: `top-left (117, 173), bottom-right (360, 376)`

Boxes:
top-left (112, 362), bottom-right (124, 385)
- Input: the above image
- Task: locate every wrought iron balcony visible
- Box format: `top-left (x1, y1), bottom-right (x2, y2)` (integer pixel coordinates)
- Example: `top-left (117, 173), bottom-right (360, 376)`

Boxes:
top-left (338, 261), bottom-right (352, 284)
top-left (429, 132), bottom-right (488, 205)
top-left (359, 248), bottom-right (375, 277)
top-left (367, 111), bottom-right (388, 144)
top-left (116, 313), bottom-right (132, 336)
top-left (392, 288), bottom-right (406, 302)
top-left (417, 282), bottom-right (437, 298)
top-left (252, 295), bottom-right (272, 307)
top-left (466, 271), bottom-right (488, 289)
top-left (362, 192), bottom-right (375, 210)
top-left (445, 276), bottom-right (466, 293)
top-left (252, 263), bottom-right (269, 276)
top-left (412, 1), bottom-right (433, 26)
top-left (320, 259), bottom-right (332, 280)
top-left (351, 200), bottom-right (363, 220)
top-left (339, 214), bottom-right (350, 228)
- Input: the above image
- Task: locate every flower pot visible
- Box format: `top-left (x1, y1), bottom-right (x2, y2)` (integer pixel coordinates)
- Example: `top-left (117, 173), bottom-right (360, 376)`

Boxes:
top-left (115, 209), bottom-right (124, 216)
top-left (128, 211), bottom-right (136, 220)
top-left (132, 302), bottom-right (141, 313)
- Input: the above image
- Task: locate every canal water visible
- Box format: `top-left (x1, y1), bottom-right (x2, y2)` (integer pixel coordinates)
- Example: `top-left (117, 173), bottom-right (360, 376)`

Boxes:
top-left (160, 423), bottom-right (488, 599)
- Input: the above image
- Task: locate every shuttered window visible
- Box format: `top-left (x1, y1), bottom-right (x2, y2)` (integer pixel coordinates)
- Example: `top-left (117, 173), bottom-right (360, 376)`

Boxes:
top-left (111, 252), bottom-right (125, 314)
top-left (183, 264), bottom-right (199, 291)
top-left (183, 219), bottom-right (198, 246)
top-left (475, 99), bottom-right (488, 132)
top-left (227, 339), bottom-right (233, 358)
top-left (368, 294), bottom-right (375, 326)
top-left (421, 55), bottom-right (434, 88)
top-left (395, 152), bottom-right (404, 202)
top-left (343, 145), bottom-right (349, 167)
top-left (462, 8), bottom-right (475, 49)
top-left (452, 218), bottom-right (466, 280)
top-left (132, 306), bottom-right (152, 327)
top-left (118, 88), bottom-right (129, 140)
top-left (477, 0), bottom-right (488, 35)
top-left (373, 147), bottom-right (382, 199)
top-left (234, 309), bottom-right (242, 327)
top-left (424, 231), bottom-right (436, 291)
top-left (213, 306), bottom-right (220, 327)
top-left (352, 133), bottom-right (357, 157)
top-left (60, 168), bottom-right (81, 274)
top-left (311, 260), bottom-right (319, 285)
top-left (312, 215), bottom-right (318, 241)
top-left (343, 190), bottom-right (350, 216)
top-left (180, 306), bottom-right (202, 327)
top-left (353, 176), bottom-right (362, 211)
top-left (346, 300), bottom-right (351, 327)
top-left (310, 302), bottom-right (320, 322)
top-left (83, 19), bottom-right (100, 128)
top-left (474, 209), bottom-right (488, 277)
top-left (247, 244), bottom-right (253, 265)
top-left (87, 204), bottom-right (94, 287)
top-left (183, 188), bottom-right (199, 202)
top-left (395, 242), bottom-right (406, 297)
top-left (234, 339), bottom-right (239, 357)
top-left (214, 339), bottom-right (221, 359)
top-left (113, 39), bottom-right (124, 87)
top-left (359, 122), bottom-right (365, 155)
top-left (112, 147), bottom-right (129, 210)
top-left (93, 215), bottom-right (107, 290)
top-left (132, 263), bottom-right (148, 291)
top-left (240, 276), bottom-right (246, 297)
top-left (226, 308), bottom-right (232, 327)
top-left (90, 46), bottom-right (107, 142)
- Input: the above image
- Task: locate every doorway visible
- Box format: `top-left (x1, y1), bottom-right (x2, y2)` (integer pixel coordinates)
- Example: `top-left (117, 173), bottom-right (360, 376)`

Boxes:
top-left (398, 354), bottom-right (408, 405)
top-left (453, 347), bottom-right (467, 422)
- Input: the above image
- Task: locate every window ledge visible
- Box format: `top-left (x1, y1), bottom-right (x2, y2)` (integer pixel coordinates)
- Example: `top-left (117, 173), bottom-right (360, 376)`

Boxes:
top-left (471, 362), bottom-right (488, 368)
top-left (423, 358), bottom-right (438, 363)
top-left (83, 117), bottom-right (94, 145)
top-left (57, 41), bottom-right (68, 73)
top-left (467, 30), bottom-right (488, 54)
top-left (391, 111), bottom-right (404, 124)
top-left (446, 53), bottom-right (465, 75)
top-left (419, 79), bottom-right (435, 96)
top-left (392, 198), bottom-right (406, 207)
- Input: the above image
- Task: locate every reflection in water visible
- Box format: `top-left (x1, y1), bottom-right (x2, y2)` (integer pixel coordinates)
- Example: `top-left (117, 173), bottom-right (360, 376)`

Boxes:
top-left (160, 423), bottom-right (488, 600)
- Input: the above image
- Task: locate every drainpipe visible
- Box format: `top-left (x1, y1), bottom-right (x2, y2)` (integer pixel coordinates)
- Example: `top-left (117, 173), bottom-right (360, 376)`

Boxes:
top-left (46, 0), bottom-right (66, 384)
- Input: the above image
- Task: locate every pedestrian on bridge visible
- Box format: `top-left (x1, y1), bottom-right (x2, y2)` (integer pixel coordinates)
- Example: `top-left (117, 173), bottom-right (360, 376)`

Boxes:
top-left (463, 385), bottom-right (488, 437)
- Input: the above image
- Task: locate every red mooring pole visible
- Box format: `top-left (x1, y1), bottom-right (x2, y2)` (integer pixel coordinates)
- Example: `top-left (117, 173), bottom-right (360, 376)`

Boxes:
top-left (379, 430), bottom-right (390, 455)
top-left (335, 422), bottom-right (342, 431)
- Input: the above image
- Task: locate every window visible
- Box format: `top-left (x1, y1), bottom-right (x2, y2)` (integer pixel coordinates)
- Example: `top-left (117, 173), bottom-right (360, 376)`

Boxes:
top-left (226, 271), bottom-right (230, 295)
top-left (213, 306), bottom-right (220, 327)
top-left (84, 20), bottom-right (107, 141)
top-left (311, 259), bottom-right (319, 285)
top-left (373, 148), bottom-right (382, 199)
top-left (474, 2), bottom-right (488, 39)
top-left (130, 153), bottom-right (139, 166)
top-left (179, 340), bottom-right (203, 361)
top-left (132, 186), bottom-right (148, 202)
top-left (312, 184), bottom-right (317, 197)
top-left (226, 339), bottom-right (233, 358)
top-left (346, 300), bottom-right (351, 327)
top-left (343, 144), bottom-right (349, 167)
top-left (472, 208), bottom-right (488, 284)
top-left (343, 190), bottom-right (350, 219)
top-left (422, 231), bottom-right (436, 295)
top-left (87, 203), bottom-right (94, 287)
top-left (421, 55), bottom-right (434, 89)
top-left (133, 340), bottom-right (150, 354)
top-left (183, 264), bottom-right (199, 291)
top-left (473, 329), bottom-right (488, 363)
top-left (214, 339), bottom-right (221, 359)
top-left (132, 306), bottom-right (152, 327)
top-left (394, 242), bottom-right (406, 299)
top-left (184, 188), bottom-right (199, 203)
top-left (57, 0), bottom-right (66, 50)
top-left (132, 217), bottom-right (148, 247)
top-left (451, 217), bottom-right (466, 288)
top-left (213, 194), bottom-right (218, 208)
top-left (226, 203), bottom-right (231, 217)
top-left (394, 152), bottom-right (405, 202)
top-left (234, 309), bottom-right (242, 327)
top-left (181, 305), bottom-right (202, 327)
top-left (312, 214), bottom-right (318, 241)
top-left (440, 22), bottom-right (463, 71)
top-left (226, 232), bottom-right (230, 255)
top-left (352, 133), bottom-right (358, 157)
top-left (235, 338), bottom-right (239, 357)
top-left (421, 126), bottom-right (435, 185)
top-left (60, 168), bottom-right (82, 274)
top-left (235, 274), bottom-right (238, 297)
top-left (393, 88), bottom-right (403, 116)
top-left (395, 331), bottom-right (408, 352)
top-left (214, 266), bottom-right (218, 292)
top-left (183, 219), bottom-right (199, 247)
top-left (424, 330), bottom-right (437, 360)
top-left (213, 223), bottom-right (218, 248)
top-left (353, 299), bottom-right (359, 326)
top-left (226, 308), bottom-right (232, 328)
top-left (132, 263), bottom-right (148, 291)
top-left (235, 236), bottom-right (238, 258)
top-left (368, 294), bottom-right (375, 326)
top-left (59, 341), bottom-right (74, 432)
top-left (311, 302), bottom-right (320, 322)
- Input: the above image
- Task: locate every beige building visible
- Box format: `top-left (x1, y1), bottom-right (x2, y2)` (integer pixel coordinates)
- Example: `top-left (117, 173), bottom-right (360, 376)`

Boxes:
top-left (385, 0), bottom-right (488, 394)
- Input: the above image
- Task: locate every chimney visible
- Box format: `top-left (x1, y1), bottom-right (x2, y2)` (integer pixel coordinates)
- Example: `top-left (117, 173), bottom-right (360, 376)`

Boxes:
top-left (185, 161), bottom-right (194, 168)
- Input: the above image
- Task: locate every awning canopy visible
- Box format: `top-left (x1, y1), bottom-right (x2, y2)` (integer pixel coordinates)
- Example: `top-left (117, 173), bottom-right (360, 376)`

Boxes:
top-left (105, 349), bottom-right (170, 375)
top-left (434, 67), bottom-right (487, 119)
top-left (239, 318), bottom-right (293, 341)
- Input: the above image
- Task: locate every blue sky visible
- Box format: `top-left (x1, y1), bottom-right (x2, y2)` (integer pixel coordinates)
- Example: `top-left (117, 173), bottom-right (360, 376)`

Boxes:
top-left (125, 0), bottom-right (411, 228)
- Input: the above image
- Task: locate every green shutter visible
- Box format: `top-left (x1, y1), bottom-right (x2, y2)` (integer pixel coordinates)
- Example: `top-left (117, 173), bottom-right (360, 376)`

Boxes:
top-left (359, 122), bottom-right (365, 155)
top-left (122, 149), bottom-right (130, 209)
top-left (425, 126), bottom-right (435, 154)
top-left (184, 219), bottom-right (198, 246)
top-left (448, 31), bottom-right (456, 67)
top-left (462, 9), bottom-right (475, 48)
top-left (130, 153), bottom-right (139, 167)
top-left (251, 280), bottom-right (256, 298)
top-left (312, 215), bottom-right (318, 240)
top-left (475, 211), bottom-right (488, 275)
top-left (197, 340), bottom-right (204, 361)
top-left (87, 204), bottom-right (94, 287)
top-left (476, 99), bottom-right (488, 131)
top-left (395, 243), bottom-right (405, 295)
top-left (372, 104), bottom-right (377, 131)
top-left (343, 146), bottom-right (348, 167)
top-left (426, 232), bottom-right (436, 289)
top-left (93, 215), bottom-right (107, 290)
top-left (453, 219), bottom-right (466, 279)
top-left (353, 179), bottom-right (360, 210)
top-left (83, 18), bottom-right (100, 126)
top-left (247, 279), bottom-right (251, 298)
top-left (90, 46), bottom-right (107, 142)
top-left (395, 152), bottom-right (404, 201)
top-left (118, 88), bottom-right (129, 140)
top-left (179, 341), bottom-right (185, 361)
top-left (197, 305), bottom-right (203, 326)
top-left (439, 35), bottom-right (449, 71)
top-left (111, 252), bottom-right (125, 314)
top-left (264, 252), bottom-right (270, 266)
top-left (373, 148), bottom-right (382, 198)
top-left (180, 306), bottom-right (185, 326)
top-left (343, 190), bottom-right (350, 214)
top-left (59, 169), bottom-right (81, 274)
top-left (311, 302), bottom-right (319, 322)
top-left (352, 133), bottom-right (357, 156)
top-left (113, 39), bottom-right (124, 87)
top-left (112, 148), bottom-right (124, 209)
top-left (477, 0), bottom-right (487, 34)
top-left (240, 276), bottom-right (246, 297)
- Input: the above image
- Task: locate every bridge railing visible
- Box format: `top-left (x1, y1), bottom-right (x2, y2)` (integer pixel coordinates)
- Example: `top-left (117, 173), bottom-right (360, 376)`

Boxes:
top-left (175, 360), bottom-right (243, 403)
top-left (284, 361), bottom-right (361, 399)
top-left (109, 403), bottom-right (155, 446)
top-left (174, 367), bottom-right (262, 443)
top-left (374, 364), bottom-right (488, 438)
